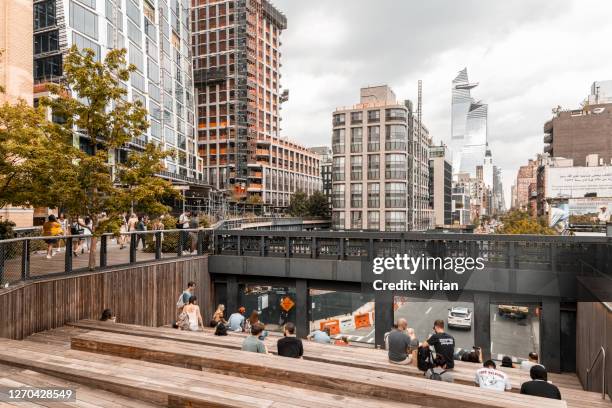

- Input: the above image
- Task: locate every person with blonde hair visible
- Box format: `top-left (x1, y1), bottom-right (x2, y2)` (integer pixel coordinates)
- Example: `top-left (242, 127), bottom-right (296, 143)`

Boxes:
top-left (212, 304), bottom-right (227, 326)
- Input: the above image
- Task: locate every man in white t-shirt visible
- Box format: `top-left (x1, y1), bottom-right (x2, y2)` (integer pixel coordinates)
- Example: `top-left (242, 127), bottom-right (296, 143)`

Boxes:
top-left (475, 360), bottom-right (512, 392)
top-left (520, 352), bottom-right (545, 372)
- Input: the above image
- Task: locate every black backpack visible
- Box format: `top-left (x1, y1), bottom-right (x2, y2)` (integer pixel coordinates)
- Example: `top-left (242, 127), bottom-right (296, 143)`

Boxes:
top-left (428, 369), bottom-right (446, 381)
top-left (417, 345), bottom-right (434, 372)
top-left (214, 322), bottom-right (228, 336)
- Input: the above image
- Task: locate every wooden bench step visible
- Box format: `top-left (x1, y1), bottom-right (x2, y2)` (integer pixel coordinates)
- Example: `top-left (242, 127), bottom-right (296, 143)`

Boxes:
top-left (66, 320), bottom-right (586, 394)
top-left (70, 330), bottom-right (566, 408)
top-left (0, 340), bottom-right (415, 408)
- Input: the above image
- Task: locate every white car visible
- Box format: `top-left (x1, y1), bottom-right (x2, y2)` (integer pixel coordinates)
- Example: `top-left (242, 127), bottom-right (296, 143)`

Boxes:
top-left (447, 307), bottom-right (472, 330)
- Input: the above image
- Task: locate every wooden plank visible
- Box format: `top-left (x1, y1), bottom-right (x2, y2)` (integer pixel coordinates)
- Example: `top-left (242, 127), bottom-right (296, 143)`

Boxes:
top-left (0, 340), bottom-right (415, 408)
top-left (71, 330), bottom-right (566, 408)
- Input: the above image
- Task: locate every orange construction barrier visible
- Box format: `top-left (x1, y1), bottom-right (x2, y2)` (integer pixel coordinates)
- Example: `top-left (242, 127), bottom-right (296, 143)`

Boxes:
top-left (354, 313), bottom-right (371, 329)
top-left (319, 319), bottom-right (340, 335)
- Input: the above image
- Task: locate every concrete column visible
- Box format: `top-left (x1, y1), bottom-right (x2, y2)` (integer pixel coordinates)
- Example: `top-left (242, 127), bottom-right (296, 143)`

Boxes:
top-left (473, 293), bottom-right (491, 361)
top-left (540, 299), bottom-right (561, 373)
top-left (226, 276), bottom-right (238, 320)
top-left (374, 289), bottom-right (394, 349)
top-left (295, 279), bottom-right (309, 338)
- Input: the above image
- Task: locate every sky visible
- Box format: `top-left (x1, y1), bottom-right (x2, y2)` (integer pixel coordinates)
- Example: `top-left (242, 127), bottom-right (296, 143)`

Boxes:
top-left (272, 0), bottom-right (612, 208)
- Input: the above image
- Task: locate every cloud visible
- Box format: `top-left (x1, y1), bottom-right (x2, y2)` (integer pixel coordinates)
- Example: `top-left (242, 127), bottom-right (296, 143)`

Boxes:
top-left (272, 0), bottom-right (612, 208)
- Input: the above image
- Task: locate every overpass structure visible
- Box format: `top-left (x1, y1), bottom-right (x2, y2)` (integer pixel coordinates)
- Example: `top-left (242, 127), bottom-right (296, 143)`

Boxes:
top-left (209, 230), bottom-right (611, 375)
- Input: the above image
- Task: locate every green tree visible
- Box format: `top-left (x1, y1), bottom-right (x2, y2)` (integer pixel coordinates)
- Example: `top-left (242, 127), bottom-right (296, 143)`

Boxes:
top-left (41, 47), bottom-right (178, 269)
top-left (306, 191), bottom-right (330, 218)
top-left (287, 190), bottom-right (309, 217)
top-left (497, 210), bottom-right (556, 235)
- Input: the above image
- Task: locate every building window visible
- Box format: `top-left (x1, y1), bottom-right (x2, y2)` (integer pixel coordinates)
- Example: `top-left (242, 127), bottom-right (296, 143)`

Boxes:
top-left (385, 125), bottom-right (407, 150)
top-left (351, 211), bottom-right (362, 229)
top-left (333, 113), bottom-right (346, 127)
top-left (332, 156), bottom-right (345, 181)
top-left (367, 183), bottom-right (379, 208)
top-left (367, 211), bottom-right (379, 230)
top-left (367, 110), bottom-right (380, 123)
top-left (350, 111), bottom-right (362, 125)
top-left (34, 55), bottom-right (62, 81)
top-left (332, 129), bottom-right (345, 154)
top-left (70, 1), bottom-right (98, 40)
top-left (385, 211), bottom-right (406, 231)
top-left (385, 182), bottom-right (407, 208)
top-left (34, 30), bottom-right (60, 55)
top-left (34, 0), bottom-right (56, 30)
top-left (385, 153), bottom-right (407, 179)
top-left (332, 211), bottom-right (345, 230)
top-left (129, 43), bottom-right (144, 72)
top-left (350, 183), bottom-right (362, 207)
top-left (128, 19), bottom-right (142, 44)
top-left (367, 154), bottom-right (379, 180)
top-left (385, 108), bottom-right (407, 121)
top-left (350, 127), bottom-right (362, 153)
top-left (350, 155), bottom-right (362, 180)
top-left (368, 126), bottom-right (380, 152)
top-left (72, 32), bottom-right (101, 60)
top-left (126, 0), bottom-right (141, 26)
top-left (332, 184), bottom-right (345, 208)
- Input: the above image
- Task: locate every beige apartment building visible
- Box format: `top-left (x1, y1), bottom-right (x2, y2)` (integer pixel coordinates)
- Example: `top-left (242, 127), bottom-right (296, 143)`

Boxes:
top-left (1, 0), bottom-right (35, 227)
top-left (331, 85), bottom-right (432, 231)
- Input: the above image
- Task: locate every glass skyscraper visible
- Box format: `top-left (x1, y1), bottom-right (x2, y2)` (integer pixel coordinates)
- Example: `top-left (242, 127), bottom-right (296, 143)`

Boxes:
top-left (33, 0), bottom-right (204, 190)
top-left (450, 68), bottom-right (488, 178)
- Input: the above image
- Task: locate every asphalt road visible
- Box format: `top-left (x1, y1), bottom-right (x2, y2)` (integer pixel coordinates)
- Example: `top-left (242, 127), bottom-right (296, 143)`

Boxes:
top-left (333, 298), bottom-right (538, 361)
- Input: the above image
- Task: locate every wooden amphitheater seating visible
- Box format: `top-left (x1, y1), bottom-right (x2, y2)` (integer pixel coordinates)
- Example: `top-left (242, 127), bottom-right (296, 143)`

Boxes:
top-left (0, 339), bottom-right (418, 408)
top-left (70, 330), bottom-right (567, 408)
top-left (65, 320), bottom-right (612, 408)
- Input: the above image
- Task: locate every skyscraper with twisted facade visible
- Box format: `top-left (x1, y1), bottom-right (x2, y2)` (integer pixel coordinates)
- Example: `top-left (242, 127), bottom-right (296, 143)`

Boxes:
top-left (450, 68), bottom-right (488, 178)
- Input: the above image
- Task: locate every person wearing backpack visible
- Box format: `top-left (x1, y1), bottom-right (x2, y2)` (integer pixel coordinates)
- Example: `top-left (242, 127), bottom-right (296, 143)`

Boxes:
top-left (425, 354), bottom-right (454, 383)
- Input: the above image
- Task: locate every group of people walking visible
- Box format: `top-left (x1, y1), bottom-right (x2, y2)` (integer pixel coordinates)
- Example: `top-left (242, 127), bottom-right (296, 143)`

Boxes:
top-left (42, 213), bottom-right (93, 259)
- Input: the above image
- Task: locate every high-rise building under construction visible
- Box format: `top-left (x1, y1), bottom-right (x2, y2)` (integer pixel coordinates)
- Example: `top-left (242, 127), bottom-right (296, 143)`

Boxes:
top-left (192, 0), bottom-right (320, 206)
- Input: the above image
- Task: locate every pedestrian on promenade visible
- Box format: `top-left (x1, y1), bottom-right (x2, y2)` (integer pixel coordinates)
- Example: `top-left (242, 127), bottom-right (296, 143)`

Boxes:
top-left (118, 212), bottom-right (128, 249)
top-left (136, 215), bottom-right (146, 249)
top-left (42, 214), bottom-right (63, 259)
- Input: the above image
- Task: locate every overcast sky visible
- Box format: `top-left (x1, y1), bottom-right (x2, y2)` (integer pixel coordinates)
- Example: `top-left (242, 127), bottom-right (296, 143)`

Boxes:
top-left (272, 0), bottom-right (612, 208)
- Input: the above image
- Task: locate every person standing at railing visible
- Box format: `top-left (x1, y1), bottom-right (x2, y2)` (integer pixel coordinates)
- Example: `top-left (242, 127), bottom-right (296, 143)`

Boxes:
top-left (118, 212), bottom-right (128, 250)
top-left (151, 217), bottom-right (164, 247)
top-left (42, 215), bottom-right (64, 259)
top-left (70, 217), bottom-right (85, 256)
top-left (136, 216), bottom-right (147, 250)
top-left (57, 213), bottom-right (68, 253)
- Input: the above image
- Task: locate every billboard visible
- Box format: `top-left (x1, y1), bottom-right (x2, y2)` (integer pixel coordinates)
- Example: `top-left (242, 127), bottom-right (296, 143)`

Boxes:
top-left (568, 198), bottom-right (611, 224)
top-left (545, 166), bottom-right (612, 198)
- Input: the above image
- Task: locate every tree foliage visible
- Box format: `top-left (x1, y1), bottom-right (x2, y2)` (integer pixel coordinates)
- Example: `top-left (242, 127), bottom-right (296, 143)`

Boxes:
top-left (287, 190), bottom-right (330, 218)
top-left (497, 210), bottom-right (556, 235)
top-left (306, 191), bottom-right (330, 218)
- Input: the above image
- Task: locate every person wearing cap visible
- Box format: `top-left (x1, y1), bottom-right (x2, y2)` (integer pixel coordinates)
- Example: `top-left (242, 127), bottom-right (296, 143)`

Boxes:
top-left (228, 306), bottom-right (247, 332)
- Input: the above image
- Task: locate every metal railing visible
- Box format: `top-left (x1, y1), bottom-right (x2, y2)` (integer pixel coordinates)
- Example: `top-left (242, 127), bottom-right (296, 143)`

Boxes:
top-left (0, 229), bottom-right (209, 288)
top-left (213, 230), bottom-right (611, 273)
top-left (586, 346), bottom-right (606, 399)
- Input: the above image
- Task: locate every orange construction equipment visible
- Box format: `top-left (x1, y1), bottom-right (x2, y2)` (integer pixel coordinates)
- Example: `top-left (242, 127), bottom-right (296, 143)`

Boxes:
top-left (319, 319), bottom-right (340, 335)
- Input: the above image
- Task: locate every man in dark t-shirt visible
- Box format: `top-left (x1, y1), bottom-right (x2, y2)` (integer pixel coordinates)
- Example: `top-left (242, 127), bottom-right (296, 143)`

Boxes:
top-left (520, 365), bottom-right (562, 400)
top-left (423, 319), bottom-right (456, 369)
top-left (277, 322), bottom-right (304, 358)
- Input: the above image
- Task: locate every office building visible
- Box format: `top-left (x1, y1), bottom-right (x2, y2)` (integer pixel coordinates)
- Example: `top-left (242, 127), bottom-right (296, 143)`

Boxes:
top-left (192, 0), bottom-right (319, 207)
top-left (310, 146), bottom-right (332, 208)
top-left (515, 159), bottom-right (538, 211)
top-left (544, 83), bottom-right (612, 167)
top-left (429, 144), bottom-right (452, 226)
top-left (450, 68), bottom-right (488, 178)
top-left (331, 85), bottom-right (432, 231)
top-left (32, 0), bottom-right (206, 205)
top-left (451, 184), bottom-right (471, 226)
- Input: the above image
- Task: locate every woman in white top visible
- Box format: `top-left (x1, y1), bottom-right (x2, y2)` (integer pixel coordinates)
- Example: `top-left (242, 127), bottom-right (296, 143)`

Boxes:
top-left (183, 296), bottom-right (204, 331)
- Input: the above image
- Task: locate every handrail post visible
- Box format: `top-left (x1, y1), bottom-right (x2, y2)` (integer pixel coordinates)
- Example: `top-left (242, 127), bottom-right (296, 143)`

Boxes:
top-left (260, 236), bottom-right (265, 257)
top-left (129, 234), bottom-right (137, 263)
top-left (177, 231), bottom-right (184, 257)
top-left (65, 237), bottom-right (73, 273)
top-left (155, 231), bottom-right (162, 259)
top-left (338, 238), bottom-right (344, 260)
top-left (21, 239), bottom-right (30, 281)
top-left (197, 230), bottom-right (204, 255)
top-left (0, 243), bottom-right (5, 285)
top-left (100, 235), bottom-right (107, 267)
top-left (310, 236), bottom-right (317, 259)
